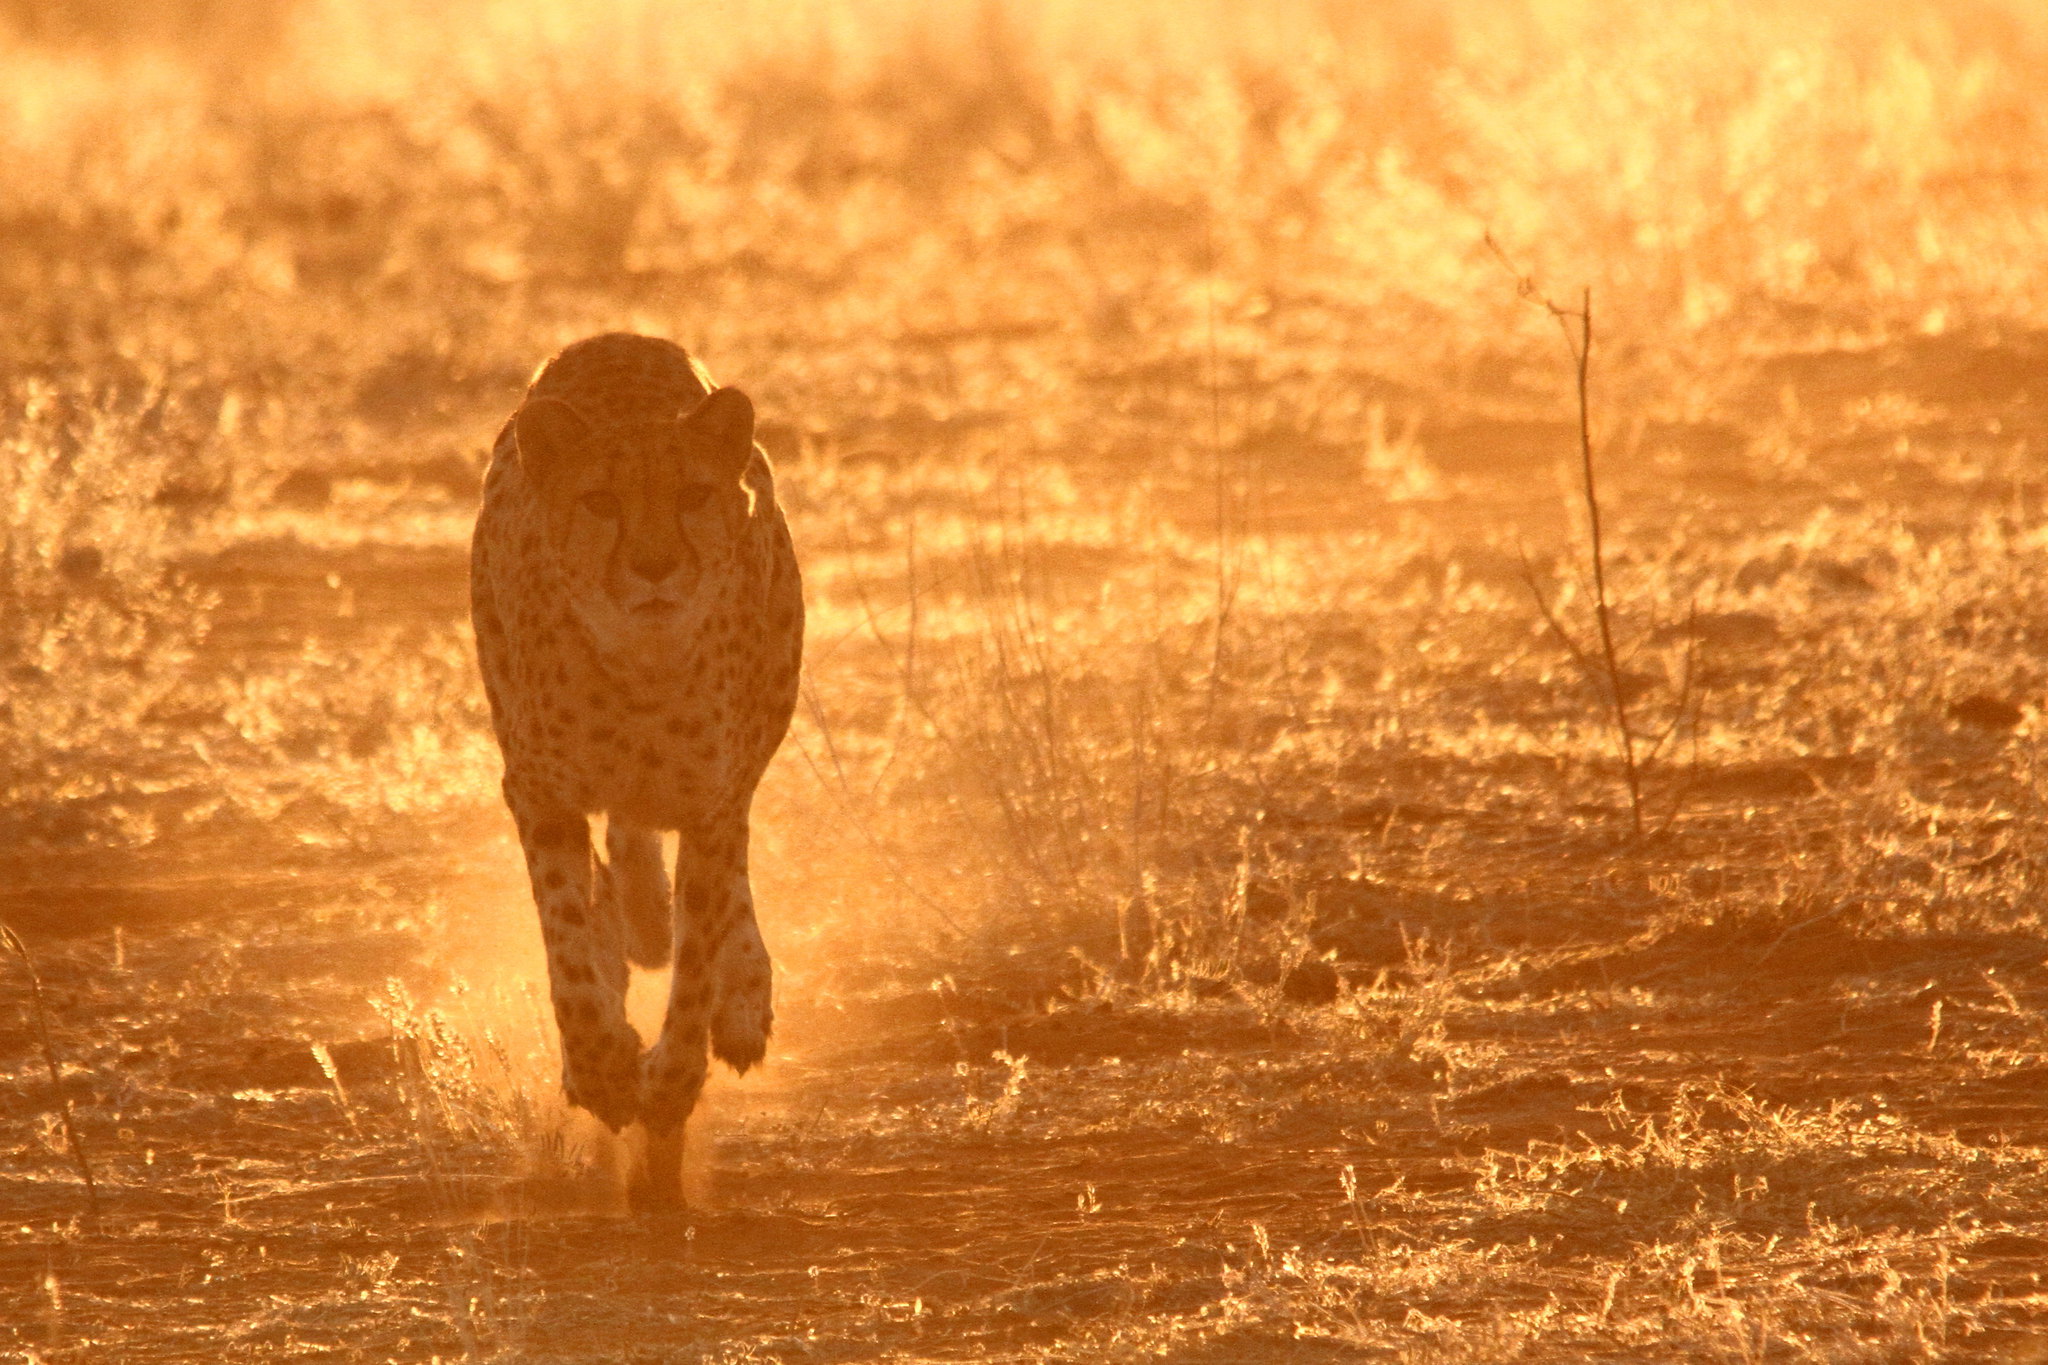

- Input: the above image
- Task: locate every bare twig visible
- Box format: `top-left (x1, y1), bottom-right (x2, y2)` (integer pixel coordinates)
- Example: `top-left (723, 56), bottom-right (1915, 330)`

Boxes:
top-left (1562, 288), bottom-right (1644, 835)
top-left (1640, 601), bottom-right (1702, 765)
top-left (1488, 234), bottom-right (1644, 835)
top-left (1, 922), bottom-right (101, 1233)
top-left (1516, 554), bottom-right (1602, 691)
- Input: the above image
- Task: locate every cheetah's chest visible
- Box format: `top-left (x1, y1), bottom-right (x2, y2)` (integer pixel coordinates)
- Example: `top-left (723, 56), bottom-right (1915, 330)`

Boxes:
top-left (576, 690), bottom-right (746, 826)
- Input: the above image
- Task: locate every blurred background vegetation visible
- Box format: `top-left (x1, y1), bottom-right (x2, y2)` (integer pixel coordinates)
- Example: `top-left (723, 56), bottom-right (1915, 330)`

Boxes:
top-left (6, 0), bottom-right (2044, 842)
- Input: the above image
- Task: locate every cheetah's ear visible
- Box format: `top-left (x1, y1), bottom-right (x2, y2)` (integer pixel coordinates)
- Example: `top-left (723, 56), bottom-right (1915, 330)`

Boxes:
top-left (513, 397), bottom-right (592, 491)
top-left (678, 387), bottom-right (755, 482)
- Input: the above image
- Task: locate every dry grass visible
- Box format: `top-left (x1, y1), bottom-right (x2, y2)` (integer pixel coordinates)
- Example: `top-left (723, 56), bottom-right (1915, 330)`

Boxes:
top-left (5, 0), bottom-right (2048, 1360)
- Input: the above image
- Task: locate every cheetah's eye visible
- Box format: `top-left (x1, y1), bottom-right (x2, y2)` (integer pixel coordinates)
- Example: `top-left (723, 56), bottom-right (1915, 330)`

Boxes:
top-left (579, 491), bottom-right (622, 519)
top-left (677, 483), bottom-right (714, 515)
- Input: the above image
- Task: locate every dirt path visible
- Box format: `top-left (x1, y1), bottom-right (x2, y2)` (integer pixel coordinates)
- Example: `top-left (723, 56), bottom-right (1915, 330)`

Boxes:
top-left (10, 809), bottom-right (2048, 1360)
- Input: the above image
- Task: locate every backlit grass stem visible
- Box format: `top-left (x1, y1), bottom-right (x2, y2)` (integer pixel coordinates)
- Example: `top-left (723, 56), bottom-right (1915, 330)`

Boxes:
top-left (2, 922), bottom-right (101, 1234)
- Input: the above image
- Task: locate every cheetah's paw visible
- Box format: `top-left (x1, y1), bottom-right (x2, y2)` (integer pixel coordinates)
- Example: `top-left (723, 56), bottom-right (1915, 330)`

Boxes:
top-left (561, 1020), bottom-right (641, 1132)
top-left (639, 1032), bottom-right (709, 1129)
top-left (710, 922), bottom-right (774, 1074)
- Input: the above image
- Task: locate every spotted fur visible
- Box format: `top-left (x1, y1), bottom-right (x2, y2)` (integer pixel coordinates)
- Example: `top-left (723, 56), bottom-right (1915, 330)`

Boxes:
top-left (470, 333), bottom-right (802, 1207)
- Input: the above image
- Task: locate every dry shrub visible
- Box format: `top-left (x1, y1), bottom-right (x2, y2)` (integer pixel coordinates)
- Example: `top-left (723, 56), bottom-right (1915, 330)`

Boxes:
top-left (0, 373), bottom-right (498, 847)
top-left (785, 451), bottom-right (1407, 993)
top-left (5, 1), bottom-right (2045, 384)
top-left (371, 977), bottom-right (583, 1194)
top-left (0, 381), bottom-right (216, 843)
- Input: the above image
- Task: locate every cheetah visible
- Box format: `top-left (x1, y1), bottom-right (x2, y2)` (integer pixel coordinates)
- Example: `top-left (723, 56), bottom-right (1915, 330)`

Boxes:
top-left (470, 333), bottom-right (803, 1208)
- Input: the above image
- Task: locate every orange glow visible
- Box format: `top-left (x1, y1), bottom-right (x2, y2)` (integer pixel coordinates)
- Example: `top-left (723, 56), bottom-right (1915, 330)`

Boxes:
top-left (4, 0), bottom-right (2047, 1356)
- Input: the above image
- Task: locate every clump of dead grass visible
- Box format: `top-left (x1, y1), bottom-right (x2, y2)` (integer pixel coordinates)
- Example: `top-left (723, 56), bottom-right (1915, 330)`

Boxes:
top-left (371, 975), bottom-right (599, 1209)
top-left (0, 381), bottom-right (217, 844)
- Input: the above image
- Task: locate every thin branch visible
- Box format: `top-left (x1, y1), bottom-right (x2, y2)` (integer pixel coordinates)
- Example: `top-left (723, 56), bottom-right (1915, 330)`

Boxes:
top-left (2, 922), bottom-right (101, 1233)
top-left (1564, 288), bottom-right (1644, 835)
top-left (1488, 234), bottom-right (1644, 836)
top-left (1516, 552), bottom-right (1602, 688)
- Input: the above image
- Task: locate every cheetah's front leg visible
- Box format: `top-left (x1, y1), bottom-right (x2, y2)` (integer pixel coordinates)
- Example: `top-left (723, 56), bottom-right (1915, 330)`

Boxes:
top-left (508, 801), bottom-right (640, 1132)
top-left (634, 818), bottom-right (770, 1207)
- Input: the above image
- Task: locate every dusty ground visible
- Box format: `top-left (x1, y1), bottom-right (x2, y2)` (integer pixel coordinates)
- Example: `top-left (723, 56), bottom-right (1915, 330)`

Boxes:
top-left (7, 2), bottom-right (2048, 1361)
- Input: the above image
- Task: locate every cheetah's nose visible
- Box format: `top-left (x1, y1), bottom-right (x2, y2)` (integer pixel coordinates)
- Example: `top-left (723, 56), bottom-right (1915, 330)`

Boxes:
top-left (628, 548), bottom-right (682, 583)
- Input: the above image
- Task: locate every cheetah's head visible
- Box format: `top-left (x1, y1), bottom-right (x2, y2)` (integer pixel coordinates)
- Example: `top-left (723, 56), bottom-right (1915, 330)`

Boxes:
top-left (512, 386), bottom-right (759, 659)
